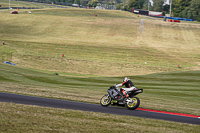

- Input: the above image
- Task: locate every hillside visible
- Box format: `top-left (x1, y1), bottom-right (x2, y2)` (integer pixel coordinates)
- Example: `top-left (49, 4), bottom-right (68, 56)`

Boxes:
top-left (0, 8), bottom-right (199, 77)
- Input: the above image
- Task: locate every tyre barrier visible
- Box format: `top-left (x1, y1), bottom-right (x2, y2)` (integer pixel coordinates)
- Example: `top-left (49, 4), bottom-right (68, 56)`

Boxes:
top-left (168, 20), bottom-right (180, 23)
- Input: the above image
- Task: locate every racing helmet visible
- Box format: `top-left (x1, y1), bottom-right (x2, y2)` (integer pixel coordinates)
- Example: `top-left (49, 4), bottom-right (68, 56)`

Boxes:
top-left (123, 77), bottom-right (130, 82)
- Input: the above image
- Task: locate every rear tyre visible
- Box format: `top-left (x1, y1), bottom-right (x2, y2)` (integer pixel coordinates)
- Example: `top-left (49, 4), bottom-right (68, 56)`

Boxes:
top-left (100, 94), bottom-right (111, 107)
top-left (126, 97), bottom-right (140, 110)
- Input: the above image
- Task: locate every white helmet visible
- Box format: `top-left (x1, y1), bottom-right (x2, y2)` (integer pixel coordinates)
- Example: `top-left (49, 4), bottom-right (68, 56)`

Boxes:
top-left (123, 77), bottom-right (130, 82)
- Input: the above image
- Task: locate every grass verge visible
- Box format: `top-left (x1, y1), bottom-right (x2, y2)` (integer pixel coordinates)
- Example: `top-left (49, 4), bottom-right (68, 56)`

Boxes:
top-left (0, 102), bottom-right (199, 133)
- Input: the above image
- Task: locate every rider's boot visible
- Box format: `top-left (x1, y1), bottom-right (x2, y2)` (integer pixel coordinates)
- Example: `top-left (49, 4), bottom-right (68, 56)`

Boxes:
top-left (122, 89), bottom-right (129, 98)
top-left (118, 89), bottom-right (130, 100)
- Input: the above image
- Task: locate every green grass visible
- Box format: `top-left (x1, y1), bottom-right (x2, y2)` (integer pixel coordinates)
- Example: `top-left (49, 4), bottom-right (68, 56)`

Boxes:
top-left (1, 102), bottom-right (200, 133)
top-left (0, 63), bottom-right (199, 115)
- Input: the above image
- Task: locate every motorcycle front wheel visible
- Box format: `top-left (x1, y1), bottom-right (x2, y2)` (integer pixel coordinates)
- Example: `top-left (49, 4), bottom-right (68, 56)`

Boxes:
top-left (100, 94), bottom-right (111, 107)
top-left (126, 97), bottom-right (140, 110)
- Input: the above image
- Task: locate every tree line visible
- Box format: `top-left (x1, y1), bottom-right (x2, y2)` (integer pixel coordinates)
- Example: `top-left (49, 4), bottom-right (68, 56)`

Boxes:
top-left (118, 0), bottom-right (200, 21)
top-left (62, 0), bottom-right (199, 21)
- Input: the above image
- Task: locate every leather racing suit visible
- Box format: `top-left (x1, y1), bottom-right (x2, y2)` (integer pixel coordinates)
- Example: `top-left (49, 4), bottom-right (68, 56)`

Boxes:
top-left (116, 80), bottom-right (136, 98)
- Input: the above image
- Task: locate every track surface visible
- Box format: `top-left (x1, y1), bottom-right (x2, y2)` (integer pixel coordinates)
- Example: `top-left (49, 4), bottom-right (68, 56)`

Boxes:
top-left (0, 92), bottom-right (199, 125)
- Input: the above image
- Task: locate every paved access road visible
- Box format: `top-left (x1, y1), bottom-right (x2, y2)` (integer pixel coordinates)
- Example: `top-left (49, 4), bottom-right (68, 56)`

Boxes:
top-left (0, 92), bottom-right (199, 125)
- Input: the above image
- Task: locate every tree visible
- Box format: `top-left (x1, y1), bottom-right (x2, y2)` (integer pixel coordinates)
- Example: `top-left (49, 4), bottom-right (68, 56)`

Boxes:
top-left (74, 0), bottom-right (80, 4)
top-left (125, 0), bottom-right (145, 11)
top-left (126, 0), bottom-right (136, 11)
top-left (116, 3), bottom-right (123, 10)
top-left (115, 0), bottom-right (122, 4)
top-left (142, 0), bottom-right (151, 10)
top-left (180, 0), bottom-right (200, 21)
top-left (64, 0), bottom-right (75, 3)
top-left (162, 4), bottom-right (170, 14)
top-left (151, 0), bottom-right (164, 12)
top-left (173, 0), bottom-right (191, 17)
top-left (87, 0), bottom-right (98, 7)
top-left (135, 0), bottom-right (145, 9)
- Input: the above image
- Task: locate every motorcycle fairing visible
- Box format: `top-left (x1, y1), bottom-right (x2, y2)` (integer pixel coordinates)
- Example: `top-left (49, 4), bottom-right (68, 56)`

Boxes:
top-left (128, 89), bottom-right (143, 97)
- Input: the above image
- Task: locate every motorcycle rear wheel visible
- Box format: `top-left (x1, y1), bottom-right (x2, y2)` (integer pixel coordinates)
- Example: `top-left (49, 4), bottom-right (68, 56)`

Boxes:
top-left (126, 97), bottom-right (140, 110)
top-left (100, 94), bottom-right (111, 107)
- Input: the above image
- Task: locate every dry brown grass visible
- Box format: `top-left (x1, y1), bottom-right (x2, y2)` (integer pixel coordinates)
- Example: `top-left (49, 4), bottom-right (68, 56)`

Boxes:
top-left (1, 8), bottom-right (199, 77)
top-left (1, 102), bottom-right (200, 133)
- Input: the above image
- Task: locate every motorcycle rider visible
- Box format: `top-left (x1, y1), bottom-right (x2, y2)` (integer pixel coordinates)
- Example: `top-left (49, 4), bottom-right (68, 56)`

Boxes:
top-left (115, 77), bottom-right (137, 99)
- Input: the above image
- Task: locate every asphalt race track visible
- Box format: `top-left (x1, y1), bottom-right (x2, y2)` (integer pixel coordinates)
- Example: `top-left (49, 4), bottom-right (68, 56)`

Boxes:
top-left (0, 92), bottom-right (199, 125)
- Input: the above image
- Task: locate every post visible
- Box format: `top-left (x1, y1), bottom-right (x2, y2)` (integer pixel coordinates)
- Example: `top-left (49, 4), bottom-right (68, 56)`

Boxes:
top-left (9, 0), bottom-right (10, 9)
top-left (170, 0), bottom-right (172, 17)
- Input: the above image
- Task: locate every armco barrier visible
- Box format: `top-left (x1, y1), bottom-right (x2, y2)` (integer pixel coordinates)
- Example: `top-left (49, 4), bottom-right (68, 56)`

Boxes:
top-left (165, 17), bottom-right (194, 21)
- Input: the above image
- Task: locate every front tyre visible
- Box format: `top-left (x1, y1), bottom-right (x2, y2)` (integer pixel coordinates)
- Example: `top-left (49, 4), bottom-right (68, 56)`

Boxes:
top-left (126, 97), bottom-right (140, 110)
top-left (100, 94), bottom-right (111, 107)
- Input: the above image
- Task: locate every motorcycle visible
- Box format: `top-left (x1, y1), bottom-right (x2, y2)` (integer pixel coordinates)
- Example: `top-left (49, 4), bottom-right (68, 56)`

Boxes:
top-left (100, 85), bottom-right (143, 110)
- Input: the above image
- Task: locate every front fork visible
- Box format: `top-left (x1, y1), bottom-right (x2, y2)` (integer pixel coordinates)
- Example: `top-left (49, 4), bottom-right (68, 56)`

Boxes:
top-left (105, 94), bottom-right (111, 100)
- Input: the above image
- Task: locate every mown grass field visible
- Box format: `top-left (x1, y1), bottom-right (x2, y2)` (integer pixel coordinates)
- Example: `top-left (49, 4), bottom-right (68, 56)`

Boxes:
top-left (1, 63), bottom-right (200, 115)
top-left (0, 2), bottom-right (200, 132)
top-left (1, 102), bottom-right (200, 133)
top-left (0, 8), bottom-right (199, 76)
